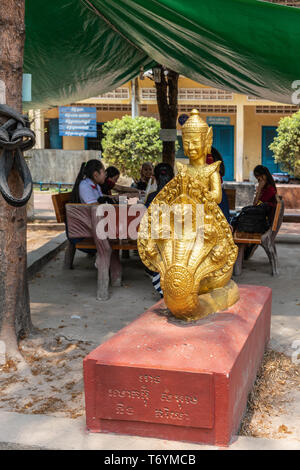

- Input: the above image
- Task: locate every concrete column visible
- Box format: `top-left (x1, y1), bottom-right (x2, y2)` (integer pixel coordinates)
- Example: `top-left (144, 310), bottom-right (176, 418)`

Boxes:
top-left (236, 103), bottom-right (244, 182)
top-left (25, 154), bottom-right (34, 221)
top-left (33, 109), bottom-right (45, 149)
top-left (26, 109), bottom-right (44, 221)
top-left (131, 78), bottom-right (139, 118)
top-left (0, 79), bottom-right (5, 104)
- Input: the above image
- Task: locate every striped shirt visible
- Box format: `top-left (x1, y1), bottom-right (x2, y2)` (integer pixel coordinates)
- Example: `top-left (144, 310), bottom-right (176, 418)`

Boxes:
top-left (152, 272), bottom-right (163, 297)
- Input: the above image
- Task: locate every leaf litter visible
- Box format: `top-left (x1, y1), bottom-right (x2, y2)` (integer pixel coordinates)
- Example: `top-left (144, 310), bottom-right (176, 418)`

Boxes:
top-left (0, 333), bottom-right (93, 420)
top-left (239, 348), bottom-right (300, 438)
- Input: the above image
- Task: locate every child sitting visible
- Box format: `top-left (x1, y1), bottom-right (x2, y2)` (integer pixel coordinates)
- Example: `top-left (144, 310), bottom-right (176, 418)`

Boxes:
top-left (132, 162), bottom-right (154, 191)
top-left (101, 166), bottom-right (140, 198)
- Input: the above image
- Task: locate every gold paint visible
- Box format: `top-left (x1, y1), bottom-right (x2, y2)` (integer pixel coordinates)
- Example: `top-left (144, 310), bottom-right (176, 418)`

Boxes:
top-left (138, 109), bottom-right (239, 321)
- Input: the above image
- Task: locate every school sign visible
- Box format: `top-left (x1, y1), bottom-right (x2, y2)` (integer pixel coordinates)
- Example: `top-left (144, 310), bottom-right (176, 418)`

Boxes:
top-left (59, 106), bottom-right (97, 137)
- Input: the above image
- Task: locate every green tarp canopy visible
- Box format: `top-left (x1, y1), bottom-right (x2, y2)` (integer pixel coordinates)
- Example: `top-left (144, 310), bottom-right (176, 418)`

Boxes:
top-left (24, 0), bottom-right (300, 109)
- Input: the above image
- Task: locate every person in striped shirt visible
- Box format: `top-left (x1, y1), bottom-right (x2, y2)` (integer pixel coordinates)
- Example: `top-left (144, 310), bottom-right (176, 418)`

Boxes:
top-left (144, 163), bottom-right (174, 298)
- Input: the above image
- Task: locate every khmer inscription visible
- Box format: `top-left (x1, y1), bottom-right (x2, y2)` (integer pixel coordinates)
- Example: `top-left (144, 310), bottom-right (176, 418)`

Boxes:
top-left (160, 392), bottom-right (198, 409)
top-left (108, 385), bottom-right (150, 407)
top-left (139, 374), bottom-right (161, 384)
top-left (155, 407), bottom-right (190, 421)
top-left (115, 403), bottom-right (135, 416)
top-left (97, 365), bottom-right (214, 429)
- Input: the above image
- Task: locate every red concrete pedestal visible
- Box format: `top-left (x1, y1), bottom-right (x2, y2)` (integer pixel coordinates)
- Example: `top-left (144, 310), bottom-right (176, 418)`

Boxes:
top-left (83, 285), bottom-right (272, 446)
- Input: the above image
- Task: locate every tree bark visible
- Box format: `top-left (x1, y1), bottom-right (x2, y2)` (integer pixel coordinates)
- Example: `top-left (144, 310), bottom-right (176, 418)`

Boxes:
top-left (0, 0), bottom-right (33, 363)
top-left (155, 66), bottom-right (179, 168)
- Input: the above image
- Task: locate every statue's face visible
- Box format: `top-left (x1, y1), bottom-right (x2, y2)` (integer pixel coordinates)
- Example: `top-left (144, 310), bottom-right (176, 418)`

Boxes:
top-left (183, 132), bottom-right (207, 161)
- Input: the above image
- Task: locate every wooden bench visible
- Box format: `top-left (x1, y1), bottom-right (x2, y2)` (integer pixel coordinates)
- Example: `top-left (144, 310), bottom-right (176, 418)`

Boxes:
top-left (282, 212), bottom-right (300, 223)
top-left (52, 192), bottom-right (97, 267)
top-left (52, 192), bottom-right (137, 261)
top-left (52, 192), bottom-right (138, 300)
top-left (224, 188), bottom-right (236, 212)
top-left (233, 195), bottom-right (284, 276)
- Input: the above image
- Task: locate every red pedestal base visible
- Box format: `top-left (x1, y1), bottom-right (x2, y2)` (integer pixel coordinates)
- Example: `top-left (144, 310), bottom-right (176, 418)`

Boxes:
top-left (83, 285), bottom-right (271, 446)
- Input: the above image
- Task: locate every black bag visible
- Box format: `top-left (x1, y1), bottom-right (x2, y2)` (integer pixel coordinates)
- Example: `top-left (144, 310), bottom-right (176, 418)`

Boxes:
top-left (233, 204), bottom-right (270, 233)
top-left (97, 195), bottom-right (115, 204)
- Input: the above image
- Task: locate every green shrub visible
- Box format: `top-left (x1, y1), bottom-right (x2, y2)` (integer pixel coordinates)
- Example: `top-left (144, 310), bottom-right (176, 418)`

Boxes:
top-left (269, 111), bottom-right (300, 177)
top-left (102, 115), bottom-right (162, 180)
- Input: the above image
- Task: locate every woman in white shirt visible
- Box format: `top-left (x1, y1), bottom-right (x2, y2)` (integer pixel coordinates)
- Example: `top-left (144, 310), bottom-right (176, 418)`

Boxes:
top-left (69, 159), bottom-right (113, 255)
top-left (69, 160), bottom-right (121, 293)
top-left (71, 159), bottom-right (107, 204)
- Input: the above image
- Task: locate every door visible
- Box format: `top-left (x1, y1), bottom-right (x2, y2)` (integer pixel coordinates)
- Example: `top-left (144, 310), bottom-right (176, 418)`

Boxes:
top-left (49, 118), bottom-right (62, 149)
top-left (262, 126), bottom-right (279, 174)
top-left (211, 125), bottom-right (234, 181)
top-left (176, 135), bottom-right (185, 159)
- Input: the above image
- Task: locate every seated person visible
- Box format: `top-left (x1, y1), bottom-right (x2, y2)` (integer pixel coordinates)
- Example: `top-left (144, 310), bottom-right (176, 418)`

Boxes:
top-left (144, 163), bottom-right (175, 297)
top-left (206, 147), bottom-right (230, 223)
top-left (101, 166), bottom-right (140, 197)
top-left (68, 159), bottom-right (113, 253)
top-left (71, 159), bottom-right (115, 204)
top-left (234, 165), bottom-right (277, 260)
top-left (253, 165), bottom-right (277, 221)
top-left (132, 162), bottom-right (154, 191)
top-left (232, 165), bottom-right (277, 230)
top-left (206, 146), bottom-right (225, 182)
top-left (145, 162), bottom-right (174, 207)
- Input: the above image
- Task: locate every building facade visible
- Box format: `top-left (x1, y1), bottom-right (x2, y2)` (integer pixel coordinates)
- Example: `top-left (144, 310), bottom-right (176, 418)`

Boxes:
top-left (33, 75), bottom-right (299, 182)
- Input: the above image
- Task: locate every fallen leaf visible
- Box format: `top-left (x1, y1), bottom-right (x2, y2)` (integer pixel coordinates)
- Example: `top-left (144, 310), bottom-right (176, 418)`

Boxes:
top-left (278, 424), bottom-right (292, 434)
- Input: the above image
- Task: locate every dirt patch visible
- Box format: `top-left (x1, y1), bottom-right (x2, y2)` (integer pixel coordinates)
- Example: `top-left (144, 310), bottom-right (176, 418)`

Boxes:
top-left (240, 348), bottom-right (300, 439)
top-left (0, 333), bottom-right (92, 419)
top-left (27, 229), bottom-right (64, 252)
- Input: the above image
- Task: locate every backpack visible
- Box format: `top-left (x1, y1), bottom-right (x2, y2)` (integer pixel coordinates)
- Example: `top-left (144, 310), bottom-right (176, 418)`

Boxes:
top-left (233, 204), bottom-right (270, 233)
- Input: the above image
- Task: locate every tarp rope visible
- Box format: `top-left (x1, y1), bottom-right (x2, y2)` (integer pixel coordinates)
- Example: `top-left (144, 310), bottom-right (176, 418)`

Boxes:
top-left (0, 104), bottom-right (35, 207)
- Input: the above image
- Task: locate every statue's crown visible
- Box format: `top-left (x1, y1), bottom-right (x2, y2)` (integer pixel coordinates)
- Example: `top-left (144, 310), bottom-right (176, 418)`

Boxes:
top-left (182, 109), bottom-right (208, 134)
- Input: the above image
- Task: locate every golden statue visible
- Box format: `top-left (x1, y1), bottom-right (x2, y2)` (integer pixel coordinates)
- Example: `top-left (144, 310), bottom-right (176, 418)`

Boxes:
top-left (138, 109), bottom-right (239, 321)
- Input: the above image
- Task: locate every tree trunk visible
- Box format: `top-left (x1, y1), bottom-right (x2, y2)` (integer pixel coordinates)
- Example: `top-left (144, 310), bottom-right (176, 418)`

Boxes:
top-left (155, 66), bottom-right (179, 168)
top-left (0, 0), bottom-right (33, 363)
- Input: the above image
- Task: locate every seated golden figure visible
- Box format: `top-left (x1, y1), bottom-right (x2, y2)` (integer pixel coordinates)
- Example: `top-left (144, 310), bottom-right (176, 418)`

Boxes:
top-left (138, 109), bottom-right (239, 321)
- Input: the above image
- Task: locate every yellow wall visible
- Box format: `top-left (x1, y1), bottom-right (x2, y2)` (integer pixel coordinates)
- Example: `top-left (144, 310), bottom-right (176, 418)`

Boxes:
top-left (62, 136), bottom-right (85, 150)
top-left (243, 106), bottom-right (286, 179)
top-left (96, 110), bottom-right (131, 122)
top-left (44, 108), bottom-right (59, 119)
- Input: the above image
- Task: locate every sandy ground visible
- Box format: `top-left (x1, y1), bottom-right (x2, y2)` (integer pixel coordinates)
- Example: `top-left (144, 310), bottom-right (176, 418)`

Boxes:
top-left (27, 190), bottom-right (64, 251)
top-left (0, 251), bottom-right (161, 421)
top-left (279, 222), bottom-right (300, 235)
top-left (1, 191), bottom-right (299, 441)
top-left (27, 229), bottom-right (64, 252)
top-left (0, 243), bottom-right (300, 441)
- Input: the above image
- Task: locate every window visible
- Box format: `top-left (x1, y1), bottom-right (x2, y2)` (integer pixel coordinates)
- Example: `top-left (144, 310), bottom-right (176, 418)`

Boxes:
top-left (141, 88), bottom-right (157, 100)
top-left (96, 104), bottom-right (132, 111)
top-left (93, 88), bottom-right (130, 99)
top-left (86, 123), bottom-right (105, 151)
top-left (247, 96), bottom-right (267, 101)
top-left (140, 87), bottom-right (233, 101)
top-left (178, 88), bottom-right (233, 100)
top-left (178, 105), bottom-right (236, 113)
top-left (256, 105), bottom-right (300, 114)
